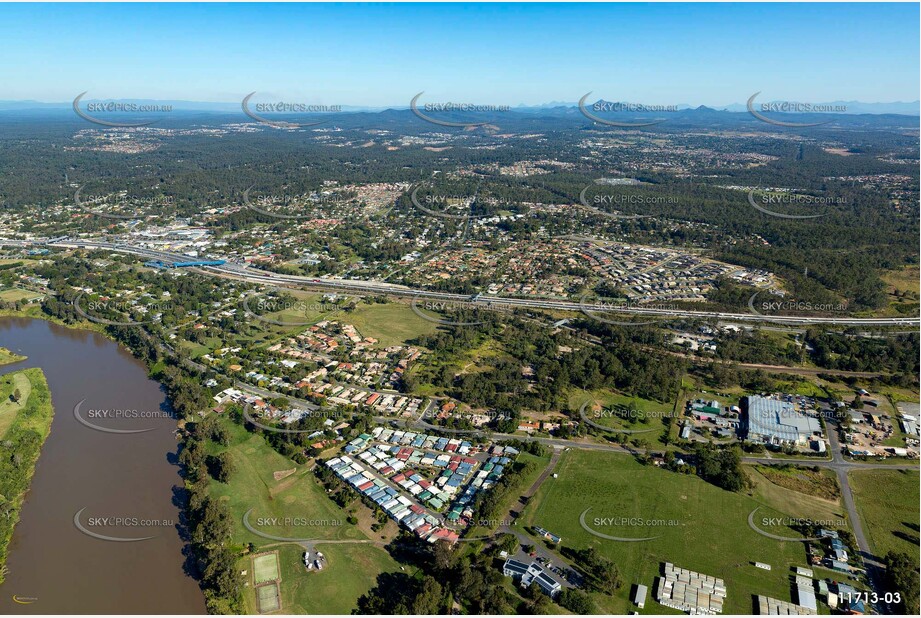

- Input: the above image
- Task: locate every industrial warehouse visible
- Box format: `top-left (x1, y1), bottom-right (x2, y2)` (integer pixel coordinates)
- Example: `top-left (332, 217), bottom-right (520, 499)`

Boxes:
top-left (744, 395), bottom-right (823, 447)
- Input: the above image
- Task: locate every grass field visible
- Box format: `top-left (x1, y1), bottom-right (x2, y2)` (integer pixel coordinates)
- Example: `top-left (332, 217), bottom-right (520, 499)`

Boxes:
top-left (570, 389), bottom-right (674, 433)
top-left (242, 542), bottom-right (403, 614)
top-left (0, 346), bottom-right (26, 367)
top-left (0, 372), bottom-right (32, 438)
top-left (519, 449), bottom-right (848, 614)
top-left (178, 340), bottom-right (212, 359)
top-left (750, 465), bottom-right (840, 502)
top-left (205, 415), bottom-right (368, 544)
top-left (882, 265), bottom-right (920, 297)
top-left (247, 291), bottom-right (342, 333)
top-left (239, 293), bottom-right (437, 350)
top-left (771, 379), bottom-right (828, 398)
top-left (849, 469), bottom-right (920, 565)
top-left (458, 339), bottom-right (505, 372)
top-left (0, 288), bottom-right (43, 303)
top-left (206, 414), bottom-right (409, 613)
top-left (0, 369), bottom-right (54, 584)
top-left (253, 551), bottom-right (281, 584)
top-left (343, 300), bottom-right (438, 347)
top-left (409, 330), bottom-right (500, 399)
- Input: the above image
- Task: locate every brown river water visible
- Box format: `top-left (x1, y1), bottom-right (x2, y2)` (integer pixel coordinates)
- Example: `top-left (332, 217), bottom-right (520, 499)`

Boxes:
top-left (0, 317), bottom-right (205, 614)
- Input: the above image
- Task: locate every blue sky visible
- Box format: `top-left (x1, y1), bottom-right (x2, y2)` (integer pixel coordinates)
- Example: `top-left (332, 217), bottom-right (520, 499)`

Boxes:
top-left (1, 3), bottom-right (918, 106)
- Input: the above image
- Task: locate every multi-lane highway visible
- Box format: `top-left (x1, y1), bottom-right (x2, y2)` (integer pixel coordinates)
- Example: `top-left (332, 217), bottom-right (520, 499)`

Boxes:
top-left (26, 237), bottom-right (919, 327)
top-left (2, 236), bottom-right (918, 327)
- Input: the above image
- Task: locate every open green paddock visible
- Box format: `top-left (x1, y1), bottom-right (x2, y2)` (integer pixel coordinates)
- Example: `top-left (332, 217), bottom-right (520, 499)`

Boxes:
top-left (0, 287), bottom-right (43, 303)
top-left (849, 469), bottom-right (920, 565)
top-left (0, 368), bottom-right (53, 585)
top-left (204, 415), bottom-right (365, 545)
top-left (747, 466), bottom-right (841, 513)
top-left (343, 300), bottom-right (439, 347)
top-left (0, 372), bottom-right (32, 438)
top-left (519, 449), bottom-right (851, 614)
top-left (245, 292), bottom-right (438, 348)
top-left (242, 543), bottom-right (403, 614)
top-left (207, 414), bottom-right (409, 613)
top-left (0, 346), bottom-right (26, 367)
top-left (569, 389), bottom-right (675, 434)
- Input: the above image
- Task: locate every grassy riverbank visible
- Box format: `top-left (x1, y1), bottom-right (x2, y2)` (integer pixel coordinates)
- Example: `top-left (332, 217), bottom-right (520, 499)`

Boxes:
top-left (0, 346), bottom-right (26, 367)
top-left (200, 412), bottom-right (406, 613)
top-left (0, 368), bottom-right (54, 583)
top-left (0, 305), bottom-right (108, 336)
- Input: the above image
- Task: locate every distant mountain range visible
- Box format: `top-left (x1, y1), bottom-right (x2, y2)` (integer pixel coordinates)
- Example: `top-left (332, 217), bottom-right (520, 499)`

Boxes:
top-left (513, 100), bottom-right (919, 115)
top-left (720, 100), bottom-right (920, 115)
top-left (0, 98), bottom-right (918, 116)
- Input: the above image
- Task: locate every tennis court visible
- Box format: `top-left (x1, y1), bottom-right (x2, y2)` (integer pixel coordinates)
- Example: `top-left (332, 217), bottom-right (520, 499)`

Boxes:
top-left (252, 551), bottom-right (281, 585)
top-left (255, 583), bottom-right (280, 613)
